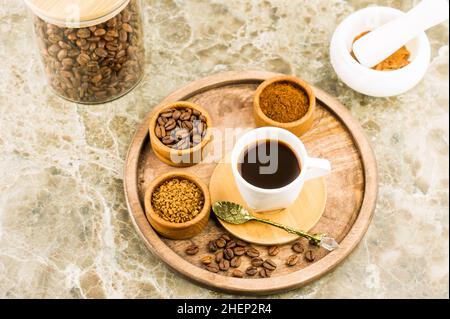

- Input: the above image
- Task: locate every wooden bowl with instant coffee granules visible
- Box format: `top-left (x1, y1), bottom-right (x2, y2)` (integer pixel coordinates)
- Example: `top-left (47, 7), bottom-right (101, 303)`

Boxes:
top-left (149, 101), bottom-right (213, 167)
top-left (144, 171), bottom-right (211, 240)
top-left (253, 76), bottom-right (316, 137)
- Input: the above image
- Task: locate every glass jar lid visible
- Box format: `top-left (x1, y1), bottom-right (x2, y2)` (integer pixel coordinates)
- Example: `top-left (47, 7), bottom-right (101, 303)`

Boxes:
top-left (24, 0), bottom-right (130, 28)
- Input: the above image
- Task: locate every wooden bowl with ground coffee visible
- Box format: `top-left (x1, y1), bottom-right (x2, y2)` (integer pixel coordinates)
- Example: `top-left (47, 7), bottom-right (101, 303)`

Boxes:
top-left (144, 171), bottom-right (211, 240)
top-left (253, 76), bottom-right (316, 137)
top-left (149, 101), bottom-right (213, 167)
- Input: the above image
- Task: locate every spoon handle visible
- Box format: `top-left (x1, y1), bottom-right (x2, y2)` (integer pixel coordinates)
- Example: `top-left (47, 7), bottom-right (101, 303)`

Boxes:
top-left (252, 216), bottom-right (339, 251)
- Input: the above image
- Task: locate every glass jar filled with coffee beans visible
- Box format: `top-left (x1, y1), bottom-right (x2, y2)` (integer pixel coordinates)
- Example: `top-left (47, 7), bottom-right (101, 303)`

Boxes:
top-left (25, 0), bottom-right (145, 104)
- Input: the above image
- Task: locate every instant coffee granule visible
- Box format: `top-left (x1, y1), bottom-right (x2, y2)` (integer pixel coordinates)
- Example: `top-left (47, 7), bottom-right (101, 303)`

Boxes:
top-left (259, 82), bottom-right (310, 123)
top-left (151, 178), bottom-right (204, 223)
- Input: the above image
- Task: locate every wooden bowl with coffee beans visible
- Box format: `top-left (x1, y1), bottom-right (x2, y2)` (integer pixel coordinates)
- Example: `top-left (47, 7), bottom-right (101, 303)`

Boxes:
top-left (144, 171), bottom-right (211, 240)
top-left (149, 101), bottom-right (213, 167)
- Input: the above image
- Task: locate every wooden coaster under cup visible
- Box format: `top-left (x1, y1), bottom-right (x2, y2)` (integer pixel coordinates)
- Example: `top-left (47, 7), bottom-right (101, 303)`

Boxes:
top-left (209, 155), bottom-right (327, 245)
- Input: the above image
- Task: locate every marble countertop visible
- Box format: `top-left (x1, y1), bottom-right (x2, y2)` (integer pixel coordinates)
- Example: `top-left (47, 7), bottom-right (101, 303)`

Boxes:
top-left (0, 0), bottom-right (448, 298)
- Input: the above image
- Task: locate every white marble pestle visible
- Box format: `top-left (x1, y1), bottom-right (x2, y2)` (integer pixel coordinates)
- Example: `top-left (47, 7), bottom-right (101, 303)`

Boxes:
top-left (353, 0), bottom-right (449, 68)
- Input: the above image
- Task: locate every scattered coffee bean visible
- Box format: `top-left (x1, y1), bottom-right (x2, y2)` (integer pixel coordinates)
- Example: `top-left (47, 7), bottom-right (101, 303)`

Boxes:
top-left (185, 244), bottom-right (199, 256)
top-left (154, 106), bottom-right (208, 149)
top-left (236, 240), bottom-right (247, 247)
top-left (200, 256), bottom-right (213, 265)
top-left (226, 240), bottom-right (236, 249)
top-left (32, 0), bottom-right (144, 103)
top-left (259, 268), bottom-right (272, 278)
top-left (216, 238), bottom-right (226, 248)
top-left (245, 266), bottom-right (258, 276)
top-left (246, 247), bottom-right (260, 258)
top-left (232, 269), bottom-right (244, 278)
top-left (224, 248), bottom-right (234, 260)
top-left (250, 257), bottom-right (264, 267)
top-left (292, 241), bottom-right (304, 253)
top-left (286, 254), bottom-right (299, 266)
top-left (221, 234), bottom-right (231, 242)
top-left (230, 256), bottom-right (241, 268)
top-left (305, 250), bottom-right (316, 262)
top-left (262, 259), bottom-right (277, 271)
top-left (208, 240), bottom-right (218, 252)
top-left (268, 245), bottom-right (280, 256)
top-left (233, 246), bottom-right (246, 256)
top-left (218, 259), bottom-right (230, 271)
top-left (215, 250), bottom-right (224, 263)
top-left (205, 263), bottom-right (219, 273)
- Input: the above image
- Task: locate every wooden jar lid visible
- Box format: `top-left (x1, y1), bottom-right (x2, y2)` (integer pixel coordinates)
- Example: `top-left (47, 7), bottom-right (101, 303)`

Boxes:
top-left (24, 0), bottom-right (130, 28)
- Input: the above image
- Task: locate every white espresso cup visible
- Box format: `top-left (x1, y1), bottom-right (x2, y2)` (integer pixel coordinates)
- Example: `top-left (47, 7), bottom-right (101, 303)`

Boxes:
top-left (231, 127), bottom-right (331, 212)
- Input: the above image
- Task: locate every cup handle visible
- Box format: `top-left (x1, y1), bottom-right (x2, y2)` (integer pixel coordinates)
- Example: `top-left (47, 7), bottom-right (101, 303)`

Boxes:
top-left (303, 157), bottom-right (331, 181)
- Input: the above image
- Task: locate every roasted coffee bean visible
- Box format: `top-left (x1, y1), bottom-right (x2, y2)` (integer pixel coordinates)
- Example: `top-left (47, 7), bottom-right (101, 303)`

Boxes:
top-left (236, 240), bottom-right (247, 247)
top-left (205, 263), bottom-right (219, 273)
top-left (245, 266), bottom-right (258, 276)
top-left (215, 250), bottom-right (224, 263)
top-left (268, 245), bottom-right (280, 256)
top-left (220, 234), bottom-right (231, 242)
top-left (292, 241), bottom-right (304, 253)
top-left (208, 240), bottom-right (218, 252)
top-left (77, 28), bottom-right (91, 38)
top-left (286, 254), bottom-right (299, 266)
top-left (224, 248), bottom-right (234, 260)
top-left (180, 112), bottom-right (191, 121)
top-left (233, 246), bottom-right (246, 256)
top-left (215, 238), bottom-right (226, 248)
top-left (160, 111), bottom-right (173, 118)
top-left (305, 250), bottom-right (316, 262)
top-left (230, 256), bottom-right (241, 268)
top-left (226, 240), bottom-right (236, 249)
top-left (200, 256), bottom-right (213, 265)
top-left (251, 257), bottom-right (263, 267)
top-left (32, 0), bottom-right (144, 103)
top-left (246, 247), bottom-right (260, 258)
top-left (154, 106), bottom-right (207, 150)
top-left (94, 28), bottom-right (107, 36)
top-left (185, 244), bottom-right (199, 256)
top-left (95, 47), bottom-right (108, 58)
top-left (173, 110), bottom-right (181, 120)
top-left (183, 121), bottom-right (194, 131)
top-left (158, 117), bottom-right (166, 126)
top-left (122, 23), bottom-right (133, 33)
top-left (262, 259), bottom-right (277, 271)
top-left (164, 119), bottom-right (176, 130)
top-left (232, 269), bottom-right (244, 278)
top-left (218, 259), bottom-right (230, 271)
top-left (76, 53), bottom-right (90, 66)
top-left (155, 125), bottom-right (163, 138)
top-left (259, 268), bottom-right (272, 278)
top-left (162, 136), bottom-right (174, 145)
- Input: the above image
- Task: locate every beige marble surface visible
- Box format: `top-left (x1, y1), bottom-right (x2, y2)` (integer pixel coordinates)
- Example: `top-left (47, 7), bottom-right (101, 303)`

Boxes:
top-left (0, 0), bottom-right (448, 298)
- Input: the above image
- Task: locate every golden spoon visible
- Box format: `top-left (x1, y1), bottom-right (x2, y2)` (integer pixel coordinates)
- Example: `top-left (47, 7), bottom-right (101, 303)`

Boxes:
top-left (212, 201), bottom-right (339, 251)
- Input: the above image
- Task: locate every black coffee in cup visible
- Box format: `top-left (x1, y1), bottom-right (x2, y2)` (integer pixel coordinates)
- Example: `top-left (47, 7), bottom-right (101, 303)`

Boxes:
top-left (238, 140), bottom-right (301, 189)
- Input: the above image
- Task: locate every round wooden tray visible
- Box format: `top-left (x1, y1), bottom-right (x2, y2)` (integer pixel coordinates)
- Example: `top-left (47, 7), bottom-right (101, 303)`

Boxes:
top-left (124, 71), bottom-right (378, 295)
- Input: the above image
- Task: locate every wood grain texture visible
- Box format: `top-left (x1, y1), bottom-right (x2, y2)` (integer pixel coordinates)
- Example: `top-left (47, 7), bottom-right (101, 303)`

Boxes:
top-left (210, 157), bottom-right (327, 245)
top-left (25, 0), bottom-right (129, 27)
top-left (124, 70), bottom-right (378, 295)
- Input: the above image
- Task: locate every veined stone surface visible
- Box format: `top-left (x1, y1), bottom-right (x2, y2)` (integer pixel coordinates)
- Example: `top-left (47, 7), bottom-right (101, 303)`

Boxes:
top-left (0, 0), bottom-right (448, 298)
